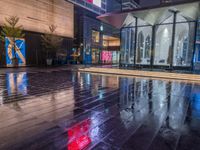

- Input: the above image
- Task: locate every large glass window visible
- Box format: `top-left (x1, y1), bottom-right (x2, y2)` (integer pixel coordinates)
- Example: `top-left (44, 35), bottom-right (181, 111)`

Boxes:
top-left (154, 24), bottom-right (173, 66)
top-left (121, 28), bottom-right (135, 64)
top-left (120, 12), bottom-right (196, 68)
top-left (173, 21), bottom-right (195, 67)
top-left (136, 26), bottom-right (152, 65)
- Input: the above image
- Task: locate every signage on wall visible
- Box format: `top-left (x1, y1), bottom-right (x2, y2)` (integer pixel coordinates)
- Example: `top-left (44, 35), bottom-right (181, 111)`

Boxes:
top-left (87, 0), bottom-right (101, 7)
top-left (5, 37), bottom-right (26, 67)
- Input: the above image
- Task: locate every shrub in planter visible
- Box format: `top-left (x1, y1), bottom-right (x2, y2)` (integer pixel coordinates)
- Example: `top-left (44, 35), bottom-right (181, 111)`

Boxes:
top-left (0, 16), bottom-right (25, 67)
top-left (41, 25), bottom-right (63, 66)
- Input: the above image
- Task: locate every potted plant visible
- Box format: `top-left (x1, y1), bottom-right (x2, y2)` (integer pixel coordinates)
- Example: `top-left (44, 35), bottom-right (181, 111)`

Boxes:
top-left (0, 16), bottom-right (25, 67)
top-left (41, 25), bottom-right (63, 66)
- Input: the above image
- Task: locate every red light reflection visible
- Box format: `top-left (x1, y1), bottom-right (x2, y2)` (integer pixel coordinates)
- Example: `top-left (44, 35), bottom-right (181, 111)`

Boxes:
top-left (67, 119), bottom-right (91, 150)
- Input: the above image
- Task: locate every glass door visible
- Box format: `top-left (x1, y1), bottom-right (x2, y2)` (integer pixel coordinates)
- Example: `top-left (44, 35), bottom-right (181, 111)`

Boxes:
top-left (92, 48), bottom-right (99, 64)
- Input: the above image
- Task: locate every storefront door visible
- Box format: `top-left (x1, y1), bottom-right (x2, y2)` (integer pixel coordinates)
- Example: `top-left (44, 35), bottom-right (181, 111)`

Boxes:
top-left (92, 49), bottom-right (99, 64)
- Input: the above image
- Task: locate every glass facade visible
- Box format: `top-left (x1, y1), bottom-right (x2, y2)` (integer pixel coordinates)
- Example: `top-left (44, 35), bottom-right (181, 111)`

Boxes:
top-left (154, 24), bottom-right (173, 66)
top-left (120, 13), bottom-right (197, 69)
top-left (136, 26), bottom-right (152, 65)
top-left (173, 22), bottom-right (195, 67)
top-left (121, 28), bottom-right (135, 64)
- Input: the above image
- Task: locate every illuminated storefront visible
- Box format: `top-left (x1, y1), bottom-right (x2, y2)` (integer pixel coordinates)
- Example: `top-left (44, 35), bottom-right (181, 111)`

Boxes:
top-left (90, 33), bottom-right (120, 64)
top-left (82, 14), bottom-right (120, 64)
top-left (101, 35), bottom-right (120, 64)
top-left (98, 1), bottom-right (200, 70)
top-left (71, 0), bottom-right (121, 65)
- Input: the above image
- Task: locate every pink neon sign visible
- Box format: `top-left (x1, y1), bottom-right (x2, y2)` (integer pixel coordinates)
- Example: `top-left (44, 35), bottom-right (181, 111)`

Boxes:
top-left (101, 51), bottom-right (112, 63)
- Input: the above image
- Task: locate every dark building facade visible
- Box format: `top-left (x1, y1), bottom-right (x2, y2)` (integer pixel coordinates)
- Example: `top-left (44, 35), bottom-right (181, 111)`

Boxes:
top-left (71, 0), bottom-right (122, 64)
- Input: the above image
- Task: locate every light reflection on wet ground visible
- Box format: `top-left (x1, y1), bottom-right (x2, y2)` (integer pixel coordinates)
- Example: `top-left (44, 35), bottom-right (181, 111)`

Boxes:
top-left (0, 69), bottom-right (200, 150)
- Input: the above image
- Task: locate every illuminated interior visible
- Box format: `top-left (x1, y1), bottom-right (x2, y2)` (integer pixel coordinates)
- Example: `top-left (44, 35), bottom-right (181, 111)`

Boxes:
top-left (98, 1), bottom-right (200, 68)
top-left (92, 30), bottom-right (100, 43)
top-left (103, 35), bottom-right (120, 47)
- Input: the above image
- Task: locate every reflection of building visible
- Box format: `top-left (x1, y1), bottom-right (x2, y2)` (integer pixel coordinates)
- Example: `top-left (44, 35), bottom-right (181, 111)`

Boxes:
top-left (98, 1), bottom-right (200, 70)
top-left (102, 76), bottom-right (119, 88)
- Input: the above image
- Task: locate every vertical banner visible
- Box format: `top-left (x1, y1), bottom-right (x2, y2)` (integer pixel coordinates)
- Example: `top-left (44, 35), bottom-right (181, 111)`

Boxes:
top-left (5, 37), bottom-right (26, 67)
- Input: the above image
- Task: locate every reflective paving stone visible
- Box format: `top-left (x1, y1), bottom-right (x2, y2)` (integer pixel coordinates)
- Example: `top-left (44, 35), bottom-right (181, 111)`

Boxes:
top-left (0, 69), bottom-right (200, 150)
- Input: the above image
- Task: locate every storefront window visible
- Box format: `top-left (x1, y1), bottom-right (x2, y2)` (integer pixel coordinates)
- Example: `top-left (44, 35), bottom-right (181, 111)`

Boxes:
top-left (92, 30), bottom-right (100, 43)
top-left (101, 51), bottom-right (112, 63)
top-left (145, 36), bottom-right (151, 58)
top-left (101, 51), bottom-right (120, 64)
top-left (136, 26), bottom-right (152, 65)
top-left (121, 28), bottom-right (135, 64)
top-left (154, 23), bottom-right (173, 66)
top-left (120, 12), bottom-right (197, 68)
top-left (173, 21), bottom-right (195, 66)
top-left (92, 48), bottom-right (99, 63)
top-left (136, 31), bottom-right (144, 64)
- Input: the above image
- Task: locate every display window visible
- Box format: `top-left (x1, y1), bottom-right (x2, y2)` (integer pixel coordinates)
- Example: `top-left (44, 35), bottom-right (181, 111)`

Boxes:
top-left (92, 30), bottom-right (100, 43)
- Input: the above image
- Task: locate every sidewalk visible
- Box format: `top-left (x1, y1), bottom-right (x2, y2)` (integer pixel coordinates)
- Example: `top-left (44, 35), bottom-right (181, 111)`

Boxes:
top-left (78, 67), bottom-right (200, 82)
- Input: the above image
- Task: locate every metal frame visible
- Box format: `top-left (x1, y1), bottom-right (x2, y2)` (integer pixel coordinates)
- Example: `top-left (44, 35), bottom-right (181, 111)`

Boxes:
top-left (191, 20), bottom-right (198, 70)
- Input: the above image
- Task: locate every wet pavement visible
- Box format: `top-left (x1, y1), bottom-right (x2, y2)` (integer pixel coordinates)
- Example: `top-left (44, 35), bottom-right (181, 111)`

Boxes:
top-left (0, 69), bottom-right (200, 150)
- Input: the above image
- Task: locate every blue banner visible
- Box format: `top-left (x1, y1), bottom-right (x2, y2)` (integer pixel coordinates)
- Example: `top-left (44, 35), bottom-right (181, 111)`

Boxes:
top-left (5, 37), bottom-right (26, 66)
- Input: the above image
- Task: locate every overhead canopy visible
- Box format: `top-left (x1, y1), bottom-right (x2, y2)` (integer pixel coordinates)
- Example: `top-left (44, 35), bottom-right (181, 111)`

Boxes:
top-left (97, 0), bottom-right (200, 28)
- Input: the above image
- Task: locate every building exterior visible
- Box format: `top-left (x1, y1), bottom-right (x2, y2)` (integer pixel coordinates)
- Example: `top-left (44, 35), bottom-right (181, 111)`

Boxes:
top-left (122, 0), bottom-right (140, 10)
top-left (98, 0), bottom-right (200, 70)
top-left (70, 0), bottom-right (122, 64)
top-left (0, 0), bottom-right (74, 67)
